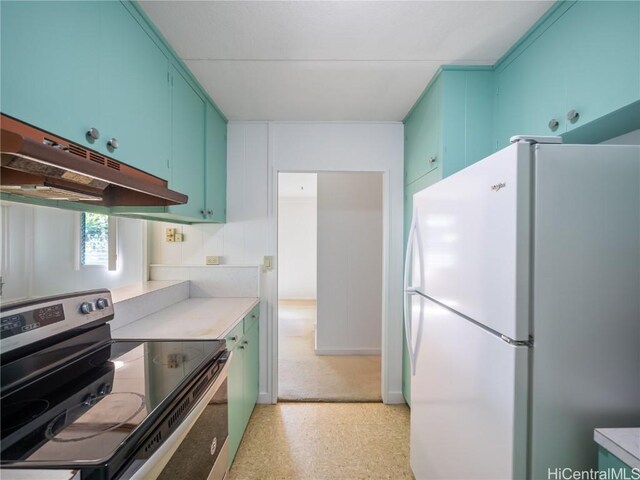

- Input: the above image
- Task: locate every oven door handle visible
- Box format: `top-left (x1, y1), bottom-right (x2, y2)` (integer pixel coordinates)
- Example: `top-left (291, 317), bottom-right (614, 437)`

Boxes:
top-left (127, 351), bottom-right (232, 480)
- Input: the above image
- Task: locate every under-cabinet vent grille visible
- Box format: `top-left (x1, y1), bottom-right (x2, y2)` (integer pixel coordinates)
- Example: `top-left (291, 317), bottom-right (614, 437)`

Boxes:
top-left (89, 152), bottom-right (105, 165)
top-left (106, 159), bottom-right (121, 170)
top-left (143, 431), bottom-right (163, 454)
top-left (167, 398), bottom-right (191, 430)
top-left (68, 144), bottom-right (87, 159)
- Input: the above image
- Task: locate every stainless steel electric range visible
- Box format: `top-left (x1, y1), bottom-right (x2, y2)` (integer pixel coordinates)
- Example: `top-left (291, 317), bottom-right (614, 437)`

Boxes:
top-left (0, 290), bottom-right (230, 480)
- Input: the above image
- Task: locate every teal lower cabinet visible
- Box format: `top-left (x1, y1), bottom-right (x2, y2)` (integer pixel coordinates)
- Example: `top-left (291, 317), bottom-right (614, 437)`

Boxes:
top-left (227, 308), bottom-right (260, 467)
top-left (598, 447), bottom-right (637, 477)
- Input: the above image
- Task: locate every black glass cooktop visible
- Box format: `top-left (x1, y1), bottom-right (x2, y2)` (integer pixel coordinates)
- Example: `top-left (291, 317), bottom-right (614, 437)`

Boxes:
top-left (1, 336), bottom-right (225, 467)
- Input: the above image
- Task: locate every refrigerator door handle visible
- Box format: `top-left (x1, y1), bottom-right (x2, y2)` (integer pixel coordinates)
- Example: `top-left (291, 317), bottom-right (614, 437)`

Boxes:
top-left (404, 209), bottom-right (425, 375)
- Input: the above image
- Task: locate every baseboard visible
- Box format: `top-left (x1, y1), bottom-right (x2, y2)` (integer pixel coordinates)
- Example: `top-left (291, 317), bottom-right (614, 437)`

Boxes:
top-left (384, 390), bottom-right (407, 405)
top-left (314, 348), bottom-right (381, 356)
top-left (257, 392), bottom-right (273, 404)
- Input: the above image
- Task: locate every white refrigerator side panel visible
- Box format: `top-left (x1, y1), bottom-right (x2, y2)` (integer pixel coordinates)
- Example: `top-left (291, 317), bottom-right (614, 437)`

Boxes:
top-left (530, 144), bottom-right (640, 478)
top-left (410, 296), bottom-right (528, 480)
top-left (413, 143), bottom-right (531, 340)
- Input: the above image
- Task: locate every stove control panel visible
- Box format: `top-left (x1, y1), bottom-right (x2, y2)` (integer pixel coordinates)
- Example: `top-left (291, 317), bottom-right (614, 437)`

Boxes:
top-left (0, 290), bottom-right (114, 354)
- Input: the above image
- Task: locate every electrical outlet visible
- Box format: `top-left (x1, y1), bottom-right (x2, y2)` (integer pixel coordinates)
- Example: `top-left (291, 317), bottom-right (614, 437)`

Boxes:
top-left (263, 256), bottom-right (273, 271)
top-left (165, 228), bottom-right (176, 242)
top-left (206, 256), bottom-right (220, 265)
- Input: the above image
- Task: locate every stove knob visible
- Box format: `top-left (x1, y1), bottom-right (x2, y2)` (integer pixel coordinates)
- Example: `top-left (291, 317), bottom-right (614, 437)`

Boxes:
top-left (79, 302), bottom-right (94, 315)
top-left (82, 393), bottom-right (98, 406)
top-left (95, 298), bottom-right (109, 310)
top-left (98, 383), bottom-right (111, 396)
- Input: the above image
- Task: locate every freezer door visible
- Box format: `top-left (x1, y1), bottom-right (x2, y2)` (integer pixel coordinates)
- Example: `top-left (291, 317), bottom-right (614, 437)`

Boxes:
top-left (413, 142), bottom-right (531, 340)
top-left (410, 296), bottom-right (528, 480)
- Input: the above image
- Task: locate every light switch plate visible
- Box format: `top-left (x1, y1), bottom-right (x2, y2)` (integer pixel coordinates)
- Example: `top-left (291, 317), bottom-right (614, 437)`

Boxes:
top-left (206, 256), bottom-right (220, 265)
top-left (174, 232), bottom-right (184, 242)
top-left (263, 255), bottom-right (273, 270)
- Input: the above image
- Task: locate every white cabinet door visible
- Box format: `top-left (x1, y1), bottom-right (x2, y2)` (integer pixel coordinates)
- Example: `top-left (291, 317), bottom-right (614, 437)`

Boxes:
top-left (412, 142), bottom-right (531, 340)
top-left (410, 296), bottom-right (528, 480)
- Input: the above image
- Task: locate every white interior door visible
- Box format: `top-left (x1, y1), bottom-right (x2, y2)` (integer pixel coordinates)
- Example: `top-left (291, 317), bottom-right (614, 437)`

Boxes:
top-left (412, 142), bottom-right (531, 341)
top-left (410, 296), bottom-right (528, 480)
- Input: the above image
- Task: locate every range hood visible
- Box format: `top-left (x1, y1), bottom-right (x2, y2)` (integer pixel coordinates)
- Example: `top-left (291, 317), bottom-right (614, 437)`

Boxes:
top-left (1, 115), bottom-right (188, 207)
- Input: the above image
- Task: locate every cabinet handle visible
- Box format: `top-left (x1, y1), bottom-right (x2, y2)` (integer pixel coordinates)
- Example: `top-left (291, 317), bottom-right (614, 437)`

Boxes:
top-left (428, 156), bottom-right (437, 165)
top-left (566, 110), bottom-right (580, 123)
top-left (86, 127), bottom-right (100, 141)
top-left (238, 345), bottom-right (245, 350)
top-left (107, 138), bottom-right (119, 151)
top-left (243, 340), bottom-right (249, 345)
top-left (230, 335), bottom-right (238, 342)
top-left (548, 119), bottom-right (559, 131)
top-left (200, 209), bottom-right (206, 217)
top-left (207, 209), bottom-right (213, 216)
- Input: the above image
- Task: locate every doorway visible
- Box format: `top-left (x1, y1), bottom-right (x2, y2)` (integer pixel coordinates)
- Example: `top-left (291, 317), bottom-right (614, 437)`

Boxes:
top-left (277, 172), bottom-right (383, 401)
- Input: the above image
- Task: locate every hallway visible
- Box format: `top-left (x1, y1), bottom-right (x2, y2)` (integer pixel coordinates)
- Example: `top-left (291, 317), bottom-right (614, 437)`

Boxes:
top-left (278, 300), bottom-right (381, 402)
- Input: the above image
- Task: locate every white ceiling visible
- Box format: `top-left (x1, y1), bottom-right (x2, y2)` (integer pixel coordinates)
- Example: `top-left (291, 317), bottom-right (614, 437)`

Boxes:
top-left (279, 173), bottom-right (317, 199)
top-left (141, 1), bottom-right (553, 121)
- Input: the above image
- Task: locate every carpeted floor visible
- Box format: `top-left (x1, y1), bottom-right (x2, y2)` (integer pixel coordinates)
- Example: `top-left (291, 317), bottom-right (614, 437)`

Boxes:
top-left (278, 300), bottom-right (382, 402)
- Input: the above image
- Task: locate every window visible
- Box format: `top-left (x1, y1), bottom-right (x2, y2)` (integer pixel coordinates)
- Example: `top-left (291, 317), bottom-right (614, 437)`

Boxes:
top-left (81, 213), bottom-right (109, 266)
top-left (79, 212), bottom-right (117, 270)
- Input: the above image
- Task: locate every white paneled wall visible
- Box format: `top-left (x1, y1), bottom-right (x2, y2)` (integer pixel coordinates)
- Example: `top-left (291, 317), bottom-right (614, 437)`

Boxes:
top-left (1, 202), bottom-right (145, 302)
top-left (277, 197), bottom-right (317, 299)
top-left (149, 123), bottom-right (269, 266)
top-left (316, 172), bottom-right (383, 354)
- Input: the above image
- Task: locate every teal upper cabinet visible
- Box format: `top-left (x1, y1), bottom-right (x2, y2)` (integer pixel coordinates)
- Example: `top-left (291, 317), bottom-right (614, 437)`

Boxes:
top-left (494, 1), bottom-right (640, 148)
top-left (0, 1), bottom-right (172, 180)
top-left (98, 2), bottom-right (171, 180)
top-left (404, 76), bottom-right (442, 185)
top-left (205, 103), bottom-right (227, 223)
top-left (404, 68), bottom-right (494, 186)
top-left (169, 67), bottom-right (206, 219)
top-left (564, 1), bottom-right (640, 130)
top-left (0, 1), bottom-right (100, 146)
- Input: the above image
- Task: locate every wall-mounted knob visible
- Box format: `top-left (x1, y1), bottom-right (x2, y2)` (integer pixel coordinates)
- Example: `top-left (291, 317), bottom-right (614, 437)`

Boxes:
top-left (86, 128), bottom-right (100, 142)
top-left (548, 119), bottom-right (559, 131)
top-left (566, 110), bottom-right (580, 123)
top-left (107, 138), bottom-right (119, 151)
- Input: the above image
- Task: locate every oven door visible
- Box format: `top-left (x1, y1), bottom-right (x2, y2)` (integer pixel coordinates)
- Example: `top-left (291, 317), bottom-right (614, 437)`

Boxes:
top-left (125, 352), bottom-right (231, 480)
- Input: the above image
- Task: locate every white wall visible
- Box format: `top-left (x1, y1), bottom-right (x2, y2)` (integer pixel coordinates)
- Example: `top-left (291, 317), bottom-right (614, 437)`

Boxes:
top-left (0, 202), bottom-right (145, 302)
top-left (316, 172), bottom-right (383, 354)
top-left (277, 194), bottom-right (317, 300)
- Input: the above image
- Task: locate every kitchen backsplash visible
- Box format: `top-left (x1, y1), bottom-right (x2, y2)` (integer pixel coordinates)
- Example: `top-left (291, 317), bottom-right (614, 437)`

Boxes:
top-left (149, 265), bottom-right (260, 298)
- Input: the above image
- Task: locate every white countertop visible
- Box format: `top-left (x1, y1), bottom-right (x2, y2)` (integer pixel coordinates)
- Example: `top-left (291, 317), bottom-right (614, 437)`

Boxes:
top-left (595, 428), bottom-right (640, 469)
top-left (112, 297), bottom-right (259, 340)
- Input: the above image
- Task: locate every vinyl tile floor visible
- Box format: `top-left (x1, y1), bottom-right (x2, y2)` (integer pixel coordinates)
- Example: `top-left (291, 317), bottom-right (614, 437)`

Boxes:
top-left (228, 402), bottom-right (414, 480)
top-left (278, 300), bottom-right (382, 402)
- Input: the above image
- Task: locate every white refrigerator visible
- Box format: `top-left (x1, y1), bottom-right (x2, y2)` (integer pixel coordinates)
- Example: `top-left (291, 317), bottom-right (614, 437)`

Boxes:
top-left (404, 138), bottom-right (640, 479)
